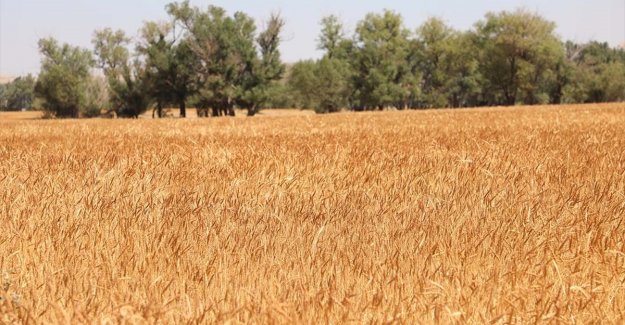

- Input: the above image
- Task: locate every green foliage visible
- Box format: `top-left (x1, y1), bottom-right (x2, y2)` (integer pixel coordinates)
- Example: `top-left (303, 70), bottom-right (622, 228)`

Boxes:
top-left (167, 1), bottom-right (285, 117)
top-left (288, 60), bottom-right (318, 109)
top-left (83, 76), bottom-right (109, 117)
top-left (317, 15), bottom-right (345, 59)
top-left (93, 29), bottom-right (151, 118)
top-left (475, 9), bottom-right (564, 105)
top-left (560, 42), bottom-right (625, 103)
top-left (415, 18), bottom-right (454, 108)
top-left (27, 6), bottom-right (625, 119)
top-left (444, 32), bottom-right (482, 107)
top-left (287, 9), bottom-right (625, 112)
top-left (0, 85), bottom-right (5, 109)
top-left (314, 58), bottom-right (352, 113)
top-left (288, 58), bottom-right (352, 113)
top-left (34, 38), bottom-right (94, 118)
top-left (240, 14), bottom-right (286, 116)
top-left (409, 19), bottom-right (482, 108)
top-left (354, 10), bottom-right (412, 109)
top-left (0, 75), bottom-right (36, 111)
top-left (263, 82), bottom-right (294, 108)
top-left (138, 21), bottom-right (197, 117)
top-left (600, 63), bottom-right (625, 102)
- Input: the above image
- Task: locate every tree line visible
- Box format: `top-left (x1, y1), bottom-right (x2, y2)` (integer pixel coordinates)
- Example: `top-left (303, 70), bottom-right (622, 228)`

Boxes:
top-left (28, 1), bottom-right (284, 118)
top-left (290, 10), bottom-right (625, 113)
top-left (2, 3), bottom-right (624, 117)
top-left (0, 75), bottom-right (36, 111)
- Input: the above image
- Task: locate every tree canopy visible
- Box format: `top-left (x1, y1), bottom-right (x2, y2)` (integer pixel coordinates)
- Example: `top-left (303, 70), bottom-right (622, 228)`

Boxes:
top-left (93, 28), bottom-right (151, 118)
top-left (34, 38), bottom-right (95, 118)
top-left (289, 9), bottom-right (625, 113)
top-left (166, 1), bottom-right (285, 117)
top-left (23, 6), bottom-right (625, 118)
top-left (0, 75), bottom-right (36, 111)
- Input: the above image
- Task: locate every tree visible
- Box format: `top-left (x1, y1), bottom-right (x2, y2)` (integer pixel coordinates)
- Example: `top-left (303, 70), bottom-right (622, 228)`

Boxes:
top-left (288, 60), bottom-right (319, 109)
top-left (34, 38), bottom-right (94, 118)
top-left (475, 9), bottom-right (563, 105)
top-left (263, 81), bottom-right (295, 108)
top-left (0, 75), bottom-right (36, 111)
top-left (238, 13), bottom-right (286, 116)
top-left (317, 15), bottom-right (345, 59)
top-left (353, 10), bottom-right (412, 110)
top-left (600, 62), bottom-right (625, 102)
top-left (414, 20), bottom-right (482, 108)
top-left (287, 58), bottom-right (352, 113)
top-left (29, 6), bottom-right (625, 118)
top-left (415, 18), bottom-right (455, 108)
top-left (561, 41), bottom-right (625, 103)
top-left (93, 29), bottom-right (151, 118)
top-left (167, 1), bottom-right (285, 117)
top-left (83, 76), bottom-right (110, 117)
top-left (318, 15), bottom-right (359, 110)
top-left (287, 15), bottom-right (354, 114)
top-left (313, 58), bottom-right (352, 113)
top-left (168, 2), bottom-right (245, 116)
top-left (138, 21), bottom-right (197, 118)
top-left (444, 32), bottom-right (482, 107)
top-left (0, 84), bottom-right (6, 109)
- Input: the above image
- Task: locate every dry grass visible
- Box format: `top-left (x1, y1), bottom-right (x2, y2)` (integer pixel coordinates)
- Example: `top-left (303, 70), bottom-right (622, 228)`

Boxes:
top-left (0, 111), bottom-right (43, 120)
top-left (1, 103), bottom-right (624, 323)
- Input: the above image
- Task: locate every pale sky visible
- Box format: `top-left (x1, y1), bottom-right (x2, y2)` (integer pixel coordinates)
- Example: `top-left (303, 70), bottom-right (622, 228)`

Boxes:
top-left (1, 0), bottom-right (624, 76)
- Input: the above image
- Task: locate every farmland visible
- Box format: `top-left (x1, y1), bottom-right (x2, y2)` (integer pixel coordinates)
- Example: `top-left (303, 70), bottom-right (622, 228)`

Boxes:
top-left (1, 103), bottom-right (625, 323)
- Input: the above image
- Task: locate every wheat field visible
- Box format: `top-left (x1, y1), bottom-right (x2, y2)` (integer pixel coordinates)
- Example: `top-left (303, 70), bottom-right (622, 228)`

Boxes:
top-left (1, 104), bottom-right (624, 324)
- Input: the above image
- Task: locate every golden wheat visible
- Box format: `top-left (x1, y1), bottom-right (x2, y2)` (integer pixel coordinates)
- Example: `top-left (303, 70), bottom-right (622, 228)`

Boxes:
top-left (1, 104), bottom-right (624, 323)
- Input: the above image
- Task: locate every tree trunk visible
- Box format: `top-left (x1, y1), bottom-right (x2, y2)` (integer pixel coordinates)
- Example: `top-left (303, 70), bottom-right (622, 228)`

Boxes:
top-left (551, 85), bottom-right (563, 104)
top-left (152, 102), bottom-right (163, 118)
top-left (225, 97), bottom-right (235, 116)
top-left (197, 108), bottom-right (208, 117)
top-left (180, 100), bottom-right (186, 118)
top-left (507, 56), bottom-right (518, 106)
top-left (506, 92), bottom-right (516, 106)
top-left (247, 105), bottom-right (257, 116)
top-left (212, 107), bottom-right (219, 117)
